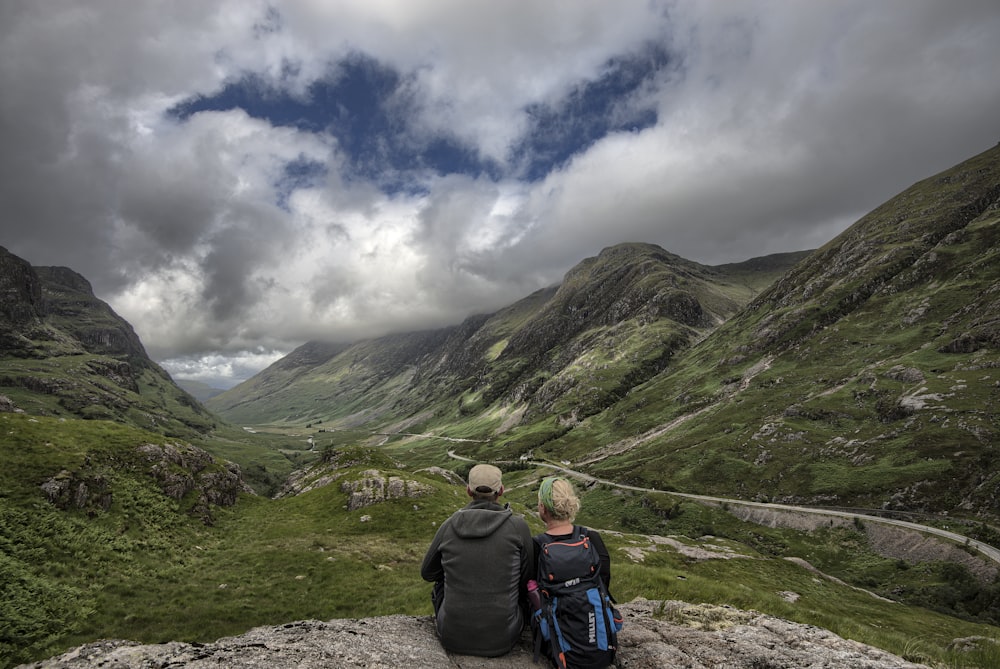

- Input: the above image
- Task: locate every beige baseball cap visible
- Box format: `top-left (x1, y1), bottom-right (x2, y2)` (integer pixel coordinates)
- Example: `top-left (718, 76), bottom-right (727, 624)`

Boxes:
top-left (468, 464), bottom-right (503, 494)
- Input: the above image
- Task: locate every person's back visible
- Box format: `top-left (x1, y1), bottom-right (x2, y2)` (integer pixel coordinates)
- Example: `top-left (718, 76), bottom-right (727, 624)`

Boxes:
top-left (421, 464), bottom-right (533, 657)
top-left (531, 476), bottom-right (621, 669)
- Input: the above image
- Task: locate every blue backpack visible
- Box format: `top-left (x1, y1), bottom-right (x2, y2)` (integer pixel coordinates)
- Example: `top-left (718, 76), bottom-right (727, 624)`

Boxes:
top-left (532, 527), bottom-right (623, 669)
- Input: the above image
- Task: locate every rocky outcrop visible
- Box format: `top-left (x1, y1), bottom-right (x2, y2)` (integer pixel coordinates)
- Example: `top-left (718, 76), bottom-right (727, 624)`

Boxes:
top-left (0, 245), bottom-right (45, 326)
top-left (275, 452), bottom-right (434, 511)
top-left (40, 471), bottom-right (114, 514)
top-left (0, 393), bottom-right (19, 412)
top-left (17, 600), bottom-right (935, 669)
top-left (39, 442), bottom-right (253, 525)
top-left (340, 469), bottom-right (434, 511)
top-left (136, 442), bottom-right (254, 524)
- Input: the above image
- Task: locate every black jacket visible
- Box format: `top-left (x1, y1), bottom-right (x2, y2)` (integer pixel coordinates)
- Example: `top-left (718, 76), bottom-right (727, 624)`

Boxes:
top-left (421, 499), bottom-right (534, 656)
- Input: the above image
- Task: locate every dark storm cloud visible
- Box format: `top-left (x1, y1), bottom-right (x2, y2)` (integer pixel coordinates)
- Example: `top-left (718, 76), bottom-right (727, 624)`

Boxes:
top-left (2, 1), bottom-right (999, 386)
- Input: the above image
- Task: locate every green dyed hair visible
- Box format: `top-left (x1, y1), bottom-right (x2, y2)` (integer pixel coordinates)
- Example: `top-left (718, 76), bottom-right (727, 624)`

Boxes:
top-left (538, 476), bottom-right (580, 521)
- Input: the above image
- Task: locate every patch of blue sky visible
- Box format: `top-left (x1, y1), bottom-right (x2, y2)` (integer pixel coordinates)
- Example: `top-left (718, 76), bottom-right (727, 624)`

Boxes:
top-left (169, 53), bottom-right (498, 194)
top-left (511, 44), bottom-right (669, 181)
top-left (170, 45), bottom-right (670, 193)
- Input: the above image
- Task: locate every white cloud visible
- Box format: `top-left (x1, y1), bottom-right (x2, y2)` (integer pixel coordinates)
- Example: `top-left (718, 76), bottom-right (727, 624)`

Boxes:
top-left (160, 349), bottom-right (288, 389)
top-left (3, 0), bottom-right (999, 386)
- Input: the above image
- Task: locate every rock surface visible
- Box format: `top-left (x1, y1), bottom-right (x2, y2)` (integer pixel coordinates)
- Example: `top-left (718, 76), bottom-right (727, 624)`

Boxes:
top-left (38, 441), bottom-right (253, 524)
top-left (340, 469), bottom-right (434, 510)
top-left (18, 600), bottom-right (929, 669)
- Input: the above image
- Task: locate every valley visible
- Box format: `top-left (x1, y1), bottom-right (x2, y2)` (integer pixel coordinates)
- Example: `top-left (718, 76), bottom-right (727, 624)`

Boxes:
top-left (2, 143), bottom-right (1000, 667)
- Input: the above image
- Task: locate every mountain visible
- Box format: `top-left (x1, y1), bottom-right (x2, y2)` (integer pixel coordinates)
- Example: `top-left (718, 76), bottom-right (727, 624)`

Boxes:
top-left (207, 245), bottom-right (808, 427)
top-left (210, 144), bottom-right (1000, 525)
top-left (5, 142), bottom-right (1000, 669)
top-left (175, 379), bottom-right (227, 402)
top-left (0, 247), bottom-right (215, 437)
top-left (573, 143), bottom-right (1000, 518)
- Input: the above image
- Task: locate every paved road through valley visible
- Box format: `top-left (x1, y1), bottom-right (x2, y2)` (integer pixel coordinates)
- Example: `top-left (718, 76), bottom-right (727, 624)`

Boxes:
top-left (446, 450), bottom-right (1000, 566)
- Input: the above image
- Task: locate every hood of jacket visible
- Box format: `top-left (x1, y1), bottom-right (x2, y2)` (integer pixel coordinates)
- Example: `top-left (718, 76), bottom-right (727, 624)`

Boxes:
top-left (450, 500), bottom-right (513, 539)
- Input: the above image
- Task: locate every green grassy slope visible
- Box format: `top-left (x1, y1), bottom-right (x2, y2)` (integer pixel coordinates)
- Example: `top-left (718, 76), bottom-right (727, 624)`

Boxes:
top-left (552, 143), bottom-right (1000, 520)
top-left (2, 415), bottom-right (998, 668)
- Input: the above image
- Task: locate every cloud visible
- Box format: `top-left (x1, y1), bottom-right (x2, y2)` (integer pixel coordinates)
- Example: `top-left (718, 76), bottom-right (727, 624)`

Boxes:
top-left (2, 1), bottom-right (999, 386)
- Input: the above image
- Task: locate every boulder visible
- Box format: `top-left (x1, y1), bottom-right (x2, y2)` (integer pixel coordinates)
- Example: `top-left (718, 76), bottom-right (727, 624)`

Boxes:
top-left (17, 600), bottom-right (930, 669)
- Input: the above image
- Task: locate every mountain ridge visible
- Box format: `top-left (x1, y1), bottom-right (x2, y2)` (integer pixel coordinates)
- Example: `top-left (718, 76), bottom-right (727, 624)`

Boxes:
top-left (0, 246), bottom-right (214, 437)
top-left (207, 244), bottom-right (807, 426)
top-left (208, 144), bottom-right (1000, 524)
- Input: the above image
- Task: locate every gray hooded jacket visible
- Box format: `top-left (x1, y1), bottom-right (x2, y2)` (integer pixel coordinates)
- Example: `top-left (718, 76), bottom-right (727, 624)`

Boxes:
top-left (420, 499), bottom-right (533, 657)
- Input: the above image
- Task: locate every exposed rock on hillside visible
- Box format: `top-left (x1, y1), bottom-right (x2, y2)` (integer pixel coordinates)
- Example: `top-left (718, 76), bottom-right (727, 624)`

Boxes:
top-left (0, 245), bottom-right (45, 326)
top-left (137, 442), bottom-right (254, 522)
top-left (340, 469), bottom-right (434, 510)
top-left (39, 441), bottom-right (252, 525)
top-left (0, 393), bottom-right (19, 412)
top-left (0, 246), bottom-right (213, 436)
top-left (18, 600), bottom-right (933, 669)
top-left (276, 447), bottom-right (435, 511)
top-left (35, 266), bottom-right (148, 360)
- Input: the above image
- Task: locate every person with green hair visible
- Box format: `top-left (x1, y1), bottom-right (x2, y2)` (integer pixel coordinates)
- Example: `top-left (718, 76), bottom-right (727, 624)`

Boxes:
top-left (534, 475), bottom-right (611, 589)
top-left (532, 475), bottom-right (619, 669)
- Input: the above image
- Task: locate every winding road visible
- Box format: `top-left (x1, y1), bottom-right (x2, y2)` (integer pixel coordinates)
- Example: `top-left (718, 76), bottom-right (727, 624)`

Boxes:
top-left (446, 450), bottom-right (1000, 566)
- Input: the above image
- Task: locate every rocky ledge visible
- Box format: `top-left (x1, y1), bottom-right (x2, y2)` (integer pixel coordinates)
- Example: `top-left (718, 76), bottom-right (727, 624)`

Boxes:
top-left (19, 599), bottom-right (932, 669)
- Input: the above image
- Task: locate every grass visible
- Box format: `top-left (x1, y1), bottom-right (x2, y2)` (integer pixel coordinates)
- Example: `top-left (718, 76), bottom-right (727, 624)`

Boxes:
top-left (3, 414), bottom-right (1000, 668)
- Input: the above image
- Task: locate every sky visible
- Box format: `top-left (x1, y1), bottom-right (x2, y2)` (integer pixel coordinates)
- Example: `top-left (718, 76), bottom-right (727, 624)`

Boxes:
top-left (2, 1), bottom-right (999, 389)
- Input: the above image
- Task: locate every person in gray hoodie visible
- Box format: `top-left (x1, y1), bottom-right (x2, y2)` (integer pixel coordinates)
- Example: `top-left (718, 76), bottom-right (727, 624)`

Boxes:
top-left (421, 464), bottom-right (534, 657)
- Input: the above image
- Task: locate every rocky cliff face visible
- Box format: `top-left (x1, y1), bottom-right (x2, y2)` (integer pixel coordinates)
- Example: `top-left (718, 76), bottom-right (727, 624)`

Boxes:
top-left (0, 246), bottom-right (45, 326)
top-left (17, 599), bottom-right (940, 669)
top-left (0, 247), bottom-right (214, 436)
top-left (35, 265), bottom-right (149, 360)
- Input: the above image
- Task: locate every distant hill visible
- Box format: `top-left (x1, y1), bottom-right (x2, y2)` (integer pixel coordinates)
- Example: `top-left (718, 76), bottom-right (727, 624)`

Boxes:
top-left (207, 245), bottom-right (809, 425)
top-left (175, 379), bottom-right (227, 402)
top-left (0, 247), bottom-right (215, 437)
top-left (209, 144), bottom-right (1000, 524)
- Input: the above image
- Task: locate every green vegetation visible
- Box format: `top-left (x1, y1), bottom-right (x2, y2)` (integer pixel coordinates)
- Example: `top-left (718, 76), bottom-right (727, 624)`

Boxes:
top-left (3, 413), bottom-right (1000, 668)
top-left (5, 146), bottom-right (1000, 667)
